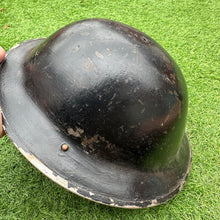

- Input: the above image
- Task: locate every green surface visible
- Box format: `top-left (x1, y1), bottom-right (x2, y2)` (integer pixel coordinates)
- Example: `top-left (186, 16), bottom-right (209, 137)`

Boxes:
top-left (0, 0), bottom-right (219, 219)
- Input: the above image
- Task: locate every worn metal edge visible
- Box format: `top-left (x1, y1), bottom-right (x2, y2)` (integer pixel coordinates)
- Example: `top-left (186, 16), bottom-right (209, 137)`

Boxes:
top-left (3, 124), bottom-right (192, 209)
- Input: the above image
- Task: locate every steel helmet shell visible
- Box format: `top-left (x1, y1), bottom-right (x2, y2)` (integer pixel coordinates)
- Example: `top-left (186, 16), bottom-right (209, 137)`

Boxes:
top-left (0, 19), bottom-right (191, 208)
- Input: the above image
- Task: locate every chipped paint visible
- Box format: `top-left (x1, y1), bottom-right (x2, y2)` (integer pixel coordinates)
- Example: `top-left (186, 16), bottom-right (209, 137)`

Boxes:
top-left (1, 111), bottom-right (9, 126)
top-left (67, 127), bottom-right (84, 137)
top-left (151, 199), bottom-right (158, 206)
top-left (141, 108), bottom-right (145, 113)
top-left (18, 147), bottom-right (68, 188)
top-left (110, 198), bottom-right (114, 203)
top-left (130, 125), bottom-right (136, 128)
top-left (73, 45), bottom-right (80, 52)
top-left (89, 192), bottom-right (94, 196)
top-left (111, 93), bottom-right (116, 100)
top-left (9, 43), bottom-right (21, 51)
top-left (69, 187), bottom-right (78, 193)
top-left (53, 125), bottom-right (60, 131)
top-left (119, 125), bottom-right (124, 132)
top-left (81, 134), bottom-right (116, 151)
top-left (138, 99), bottom-right (144, 105)
top-left (108, 101), bottom-right (113, 106)
top-left (80, 32), bottom-right (90, 36)
top-left (84, 57), bottom-right (98, 73)
top-left (9, 137), bottom-right (192, 209)
top-left (95, 51), bottom-right (104, 59)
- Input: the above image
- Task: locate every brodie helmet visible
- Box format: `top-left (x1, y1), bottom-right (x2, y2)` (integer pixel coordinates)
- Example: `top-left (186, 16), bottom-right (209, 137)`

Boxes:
top-left (0, 19), bottom-right (191, 208)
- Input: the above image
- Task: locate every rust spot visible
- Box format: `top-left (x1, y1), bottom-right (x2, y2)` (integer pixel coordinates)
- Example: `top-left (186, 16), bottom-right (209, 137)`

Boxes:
top-left (0, 8), bottom-right (4, 12)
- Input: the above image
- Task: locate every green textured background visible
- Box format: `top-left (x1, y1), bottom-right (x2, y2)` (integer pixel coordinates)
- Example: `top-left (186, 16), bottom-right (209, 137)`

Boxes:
top-left (0, 0), bottom-right (219, 219)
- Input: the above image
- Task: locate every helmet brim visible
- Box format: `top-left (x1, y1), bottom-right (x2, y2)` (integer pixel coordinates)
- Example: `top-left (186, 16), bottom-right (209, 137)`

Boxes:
top-left (0, 39), bottom-right (192, 208)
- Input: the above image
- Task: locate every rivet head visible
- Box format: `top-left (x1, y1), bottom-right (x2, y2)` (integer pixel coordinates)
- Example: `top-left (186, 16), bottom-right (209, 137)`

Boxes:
top-left (61, 144), bottom-right (69, 151)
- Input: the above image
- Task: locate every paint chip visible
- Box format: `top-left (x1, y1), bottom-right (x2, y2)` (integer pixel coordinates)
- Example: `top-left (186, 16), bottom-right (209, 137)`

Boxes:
top-left (95, 51), bottom-right (104, 59)
top-left (67, 127), bottom-right (84, 137)
top-left (151, 199), bottom-right (157, 205)
top-left (110, 198), bottom-right (114, 203)
top-left (73, 45), bottom-right (80, 52)
top-left (141, 108), bottom-right (145, 113)
top-left (138, 99), bottom-right (144, 105)
top-left (89, 192), bottom-right (94, 196)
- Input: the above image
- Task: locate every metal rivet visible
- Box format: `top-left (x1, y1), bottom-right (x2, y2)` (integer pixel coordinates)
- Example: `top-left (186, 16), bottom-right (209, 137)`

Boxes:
top-left (61, 144), bottom-right (69, 151)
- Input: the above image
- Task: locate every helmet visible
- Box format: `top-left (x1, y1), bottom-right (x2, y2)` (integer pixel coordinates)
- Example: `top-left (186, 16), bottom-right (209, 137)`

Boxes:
top-left (0, 19), bottom-right (191, 208)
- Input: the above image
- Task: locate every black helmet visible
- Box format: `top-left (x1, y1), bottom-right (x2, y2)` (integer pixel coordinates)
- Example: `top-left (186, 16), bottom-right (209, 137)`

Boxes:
top-left (0, 19), bottom-right (191, 208)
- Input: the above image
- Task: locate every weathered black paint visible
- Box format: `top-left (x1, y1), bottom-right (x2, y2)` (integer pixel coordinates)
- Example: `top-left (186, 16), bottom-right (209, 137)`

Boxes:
top-left (0, 19), bottom-right (191, 208)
